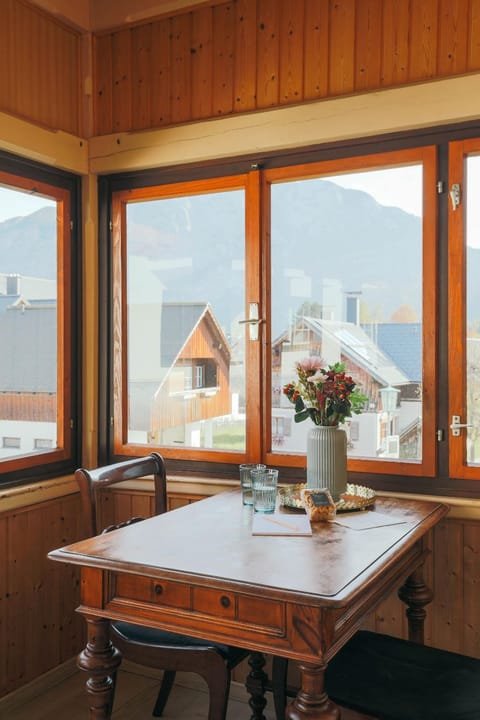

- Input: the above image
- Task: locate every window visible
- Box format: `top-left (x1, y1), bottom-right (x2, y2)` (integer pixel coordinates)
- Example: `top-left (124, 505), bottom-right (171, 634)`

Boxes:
top-left (103, 128), bottom-right (480, 493)
top-left (449, 138), bottom-right (480, 481)
top-left (0, 152), bottom-right (80, 485)
top-left (2, 437), bottom-right (21, 449)
top-left (112, 175), bottom-right (257, 459)
top-left (266, 148), bottom-right (437, 478)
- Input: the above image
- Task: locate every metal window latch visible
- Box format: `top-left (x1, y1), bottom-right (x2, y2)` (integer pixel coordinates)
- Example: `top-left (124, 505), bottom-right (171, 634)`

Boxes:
top-left (450, 415), bottom-right (472, 437)
top-left (449, 183), bottom-right (461, 211)
top-left (239, 302), bottom-right (264, 341)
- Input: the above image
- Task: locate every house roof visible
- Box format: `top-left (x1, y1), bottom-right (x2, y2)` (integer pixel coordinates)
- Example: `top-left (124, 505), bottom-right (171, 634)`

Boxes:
top-left (0, 306), bottom-right (56, 392)
top-left (365, 322), bottom-right (422, 382)
top-left (290, 317), bottom-right (410, 387)
top-left (160, 302), bottom-right (230, 367)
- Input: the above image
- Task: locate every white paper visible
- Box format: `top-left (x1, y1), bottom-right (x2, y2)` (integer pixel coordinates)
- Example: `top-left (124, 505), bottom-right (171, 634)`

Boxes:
top-left (333, 510), bottom-right (407, 531)
top-left (252, 512), bottom-right (312, 536)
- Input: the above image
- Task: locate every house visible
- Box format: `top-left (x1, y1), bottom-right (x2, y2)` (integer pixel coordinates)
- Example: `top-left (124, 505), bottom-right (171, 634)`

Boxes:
top-left (0, 0), bottom-right (479, 708)
top-left (128, 301), bottom-right (232, 447)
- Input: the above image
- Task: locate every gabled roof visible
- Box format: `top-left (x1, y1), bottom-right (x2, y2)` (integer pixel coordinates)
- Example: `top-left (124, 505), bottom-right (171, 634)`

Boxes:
top-left (365, 322), bottom-right (422, 382)
top-left (160, 302), bottom-right (230, 367)
top-left (283, 317), bottom-right (410, 387)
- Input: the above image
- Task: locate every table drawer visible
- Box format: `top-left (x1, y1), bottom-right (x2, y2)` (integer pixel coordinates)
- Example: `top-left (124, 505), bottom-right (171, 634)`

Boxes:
top-left (192, 587), bottom-right (236, 618)
top-left (114, 574), bottom-right (191, 610)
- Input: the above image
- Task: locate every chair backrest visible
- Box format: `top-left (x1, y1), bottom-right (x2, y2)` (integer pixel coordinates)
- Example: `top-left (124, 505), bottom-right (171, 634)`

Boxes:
top-left (75, 452), bottom-right (167, 537)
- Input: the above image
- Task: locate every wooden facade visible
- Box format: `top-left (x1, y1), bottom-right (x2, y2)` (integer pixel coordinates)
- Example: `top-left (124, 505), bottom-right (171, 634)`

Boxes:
top-left (1, 0), bottom-right (480, 703)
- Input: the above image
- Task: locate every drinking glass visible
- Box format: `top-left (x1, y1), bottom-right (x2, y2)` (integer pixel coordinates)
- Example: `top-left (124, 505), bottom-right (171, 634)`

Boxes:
top-left (239, 463), bottom-right (266, 505)
top-left (252, 468), bottom-right (279, 513)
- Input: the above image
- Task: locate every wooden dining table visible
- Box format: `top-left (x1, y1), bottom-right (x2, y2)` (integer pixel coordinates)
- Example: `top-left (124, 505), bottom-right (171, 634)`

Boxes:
top-left (49, 489), bottom-right (448, 720)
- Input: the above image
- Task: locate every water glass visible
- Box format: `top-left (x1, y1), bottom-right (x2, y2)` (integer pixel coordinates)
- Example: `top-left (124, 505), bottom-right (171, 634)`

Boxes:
top-left (239, 463), bottom-right (266, 506)
top-left (252, 468), bottom-right (279, 513)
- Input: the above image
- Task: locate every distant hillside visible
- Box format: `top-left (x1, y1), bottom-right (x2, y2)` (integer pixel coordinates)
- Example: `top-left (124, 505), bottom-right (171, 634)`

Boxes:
top-left (2, 187), bottom-right (480, 331)
top-left (0, 206), bottom-right (57, 279)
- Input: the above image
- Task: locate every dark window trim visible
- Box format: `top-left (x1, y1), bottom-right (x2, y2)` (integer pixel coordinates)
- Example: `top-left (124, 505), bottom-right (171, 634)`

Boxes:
top-left (98, 120), bottom-right (480, 497)
top-left (0, 148), bottom-right (82, 488)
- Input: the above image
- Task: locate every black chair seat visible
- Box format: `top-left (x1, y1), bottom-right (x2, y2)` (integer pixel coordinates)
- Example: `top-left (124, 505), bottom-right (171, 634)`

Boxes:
top-left (325, 630), bottom-right (480, 720)
top-left (113, 621), bottom-right (247, 669)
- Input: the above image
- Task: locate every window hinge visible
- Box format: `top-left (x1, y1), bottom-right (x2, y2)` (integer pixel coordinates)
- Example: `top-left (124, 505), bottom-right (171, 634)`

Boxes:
top-left (436, 181), bottom-right (445, 194)
top-left (70, 418), bottom-right (74, 430)
top-left (110, 416), bottom-right (114, 427)
top-left (436, 428), bottom-right (444, 442)
top-left (109, 220), bottom-right (113, 232)
top-left (70, 220), bottom-right (74, 231)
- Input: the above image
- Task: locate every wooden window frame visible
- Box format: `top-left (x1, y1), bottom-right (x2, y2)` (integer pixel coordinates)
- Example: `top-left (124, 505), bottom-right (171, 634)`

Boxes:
top-left (263, 146), bottom-right (438, 479)
top-left (0, 154), bottom-right (80, 487)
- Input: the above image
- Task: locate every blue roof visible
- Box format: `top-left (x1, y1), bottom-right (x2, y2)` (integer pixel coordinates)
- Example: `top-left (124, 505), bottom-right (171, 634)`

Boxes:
top-left (363, 323), bottom-right (422, 382)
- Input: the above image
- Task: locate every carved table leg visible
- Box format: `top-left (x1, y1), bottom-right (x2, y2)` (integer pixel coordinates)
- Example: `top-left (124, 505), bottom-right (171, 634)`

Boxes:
top-left (286, 662), bottom-right (341, 720)
top-left (77, 617), bottom-right (122, 720)
top-left (398, 565), bottom-right (433, 644)
top-left (246, 651), bottom-right (268, 720)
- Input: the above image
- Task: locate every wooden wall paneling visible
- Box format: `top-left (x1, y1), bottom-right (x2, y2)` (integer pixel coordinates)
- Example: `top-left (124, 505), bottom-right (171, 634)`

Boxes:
top-left (328, 0), bottom-right (355, 96)
top-left (112, 29), bottom-right (132, 133)
top-left (212, 2), bottom-right (235, 116)
top-left (233, 0), bottom-right (257, 113)
top-left (58, 496), bottom-right (86, 661)
top-left (278, 0), bottom-right (304, 105)
top-left (437, 0), bottom-right (468, 76)
top-left (468, 0), bottom-right (480, 68)
top-left (380, 0), bottom-right (410, 86)
top-left (113, 489), bottom-right (134, 525)
top-left (0, 517), bottom-right (7, 694)
top-left (409, 0), bottom-right (439, 81)
top-left (354, 0), bottom-right (382, 91)
top-left (432, 518), bottom-right (464, 652)
top-left (54, 21), bottom-right (79, 135)
top-left (130, 491), bottom-right (154, 519)
top-left (10, 0), bottom-right (30, 121)
top-left (463, 521), bottom-right (480, 658)
top-left (191, 7), bottom-right (214, 119)
top-left (150, 18), bottom-right (172, 127)
top-left (5, 510), bottom-right (29, 692)
top-left (131, 23), bottom-right (152, 131)
top-left (94, 33), bottom-right (114, 136)
top-left (0, 1), bottom-right (13, 115)
top-left (256, 0), bottom-right (280, 108)
top-left (170, 12), bottom-right (193, 124)
top-left (303, 0), bottom-right (330, 100)
top-left (25, 502), bottom-right (57, 680)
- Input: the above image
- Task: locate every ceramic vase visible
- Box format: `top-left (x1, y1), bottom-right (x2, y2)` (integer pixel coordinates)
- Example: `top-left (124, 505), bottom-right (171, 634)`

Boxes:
top-left (306, 425), bottom-right (347, 499)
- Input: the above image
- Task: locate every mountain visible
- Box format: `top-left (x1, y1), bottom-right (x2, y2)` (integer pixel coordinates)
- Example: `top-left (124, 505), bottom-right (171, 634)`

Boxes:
top-left (0, 206), bottom-right (57, 279)
top-left (2, 185), bottom-right (480, 333)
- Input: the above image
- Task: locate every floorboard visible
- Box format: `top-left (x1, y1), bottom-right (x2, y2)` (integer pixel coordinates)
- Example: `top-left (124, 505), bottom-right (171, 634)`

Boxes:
top-left (2, 661), bottom-right (376, 719)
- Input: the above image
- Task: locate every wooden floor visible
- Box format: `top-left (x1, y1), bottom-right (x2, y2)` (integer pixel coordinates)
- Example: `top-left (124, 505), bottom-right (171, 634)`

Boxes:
top-left (1, 660), bottom-right (375, 719)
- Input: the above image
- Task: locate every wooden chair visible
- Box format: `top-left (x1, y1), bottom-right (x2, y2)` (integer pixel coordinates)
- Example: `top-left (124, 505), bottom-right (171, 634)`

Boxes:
top-left (272, 630), bottom-right (480, 720)
top-left (75, 453), bottom-right (249, 720)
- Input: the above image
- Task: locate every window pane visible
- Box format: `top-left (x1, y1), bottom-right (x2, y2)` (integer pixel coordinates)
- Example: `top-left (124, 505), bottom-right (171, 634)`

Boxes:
top-left (271, 165), bottom-right (423, 463)
top-left (0, 186), bottom-right (57, 460)
top-left (466, 155), bottom-right (480, 465)
top-left (125, 190), bottom-right (245, 452)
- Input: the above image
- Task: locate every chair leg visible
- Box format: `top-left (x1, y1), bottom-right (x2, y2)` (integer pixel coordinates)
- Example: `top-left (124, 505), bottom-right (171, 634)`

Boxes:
top-left (202, 662), bottom-right (231, 720)
top-left (271, 656), bottom-right (289, 720)
top-left (152, 670), bottom-right (176, 717)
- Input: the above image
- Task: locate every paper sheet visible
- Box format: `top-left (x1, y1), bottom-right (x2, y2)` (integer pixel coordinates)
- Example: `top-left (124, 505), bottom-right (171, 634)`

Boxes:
top-left (252, 512), bottom-right (312, 536)
top-left (333, 510), bottom-right (407, 531)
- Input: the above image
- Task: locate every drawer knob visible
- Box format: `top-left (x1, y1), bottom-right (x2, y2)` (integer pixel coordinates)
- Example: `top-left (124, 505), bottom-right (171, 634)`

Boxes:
top-left (220, 595), bottom-right (231, 608)
top-left (154, 584), bottom-right (163, 596)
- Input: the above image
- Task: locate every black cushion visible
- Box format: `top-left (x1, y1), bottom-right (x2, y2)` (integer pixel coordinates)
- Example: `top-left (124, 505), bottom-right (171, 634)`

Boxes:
top-left (112, 621), bottom-right (247, 669)
top-left (325, 630), bottom-right (480, 720)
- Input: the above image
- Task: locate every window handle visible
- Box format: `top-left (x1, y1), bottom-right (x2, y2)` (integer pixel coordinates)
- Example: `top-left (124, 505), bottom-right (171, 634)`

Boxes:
top-left (239, 302), bottom-right (264, 341)
top-left (450, 415), bottom-right (472, 437)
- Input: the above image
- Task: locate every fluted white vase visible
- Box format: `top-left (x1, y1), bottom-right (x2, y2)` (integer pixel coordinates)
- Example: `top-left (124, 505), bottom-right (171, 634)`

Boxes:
top-left (306, 425), bottom-right (347, 499)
